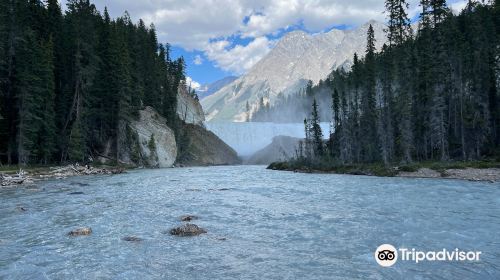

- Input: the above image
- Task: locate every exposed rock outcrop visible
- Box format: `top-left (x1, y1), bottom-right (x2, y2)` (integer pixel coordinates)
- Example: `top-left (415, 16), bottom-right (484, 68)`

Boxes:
top-left (68, 227), bottom-right (92, 236)
top-left (246, 136), bottom-right (301, 165)
top-left (169, 223), bottom-right (207, 236)
top-left (177, 123), bottom-right (241, 166)
top-left (180, 215), bottom-right (198, 222)
top-left (122, 236), bottom-right (143, 242)
top-left (124, 107), bottom-right (177, 168)
top-left (177, 86), bottom-right (205, 125)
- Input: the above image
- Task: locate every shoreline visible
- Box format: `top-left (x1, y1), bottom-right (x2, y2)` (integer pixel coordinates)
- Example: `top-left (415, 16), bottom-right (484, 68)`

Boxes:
top-left (0, 164), bottom-right (127, 188)
top-left (2, 163), bottom-right (500, 187)
top-left (267, 162), bottom-right (500, 182)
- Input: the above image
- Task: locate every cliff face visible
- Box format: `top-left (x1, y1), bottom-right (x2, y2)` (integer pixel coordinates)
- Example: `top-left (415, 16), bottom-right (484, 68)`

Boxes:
top-left (118, 107), bottom-right (177, 168)
top-left (177, 86), bottom-right (205, 125)
top-left (177, 123), bottom-right (241, 166)
top-left (175, 85), bottom-right (240, 165)
top-left (116, 86), bottom-right (239, 168)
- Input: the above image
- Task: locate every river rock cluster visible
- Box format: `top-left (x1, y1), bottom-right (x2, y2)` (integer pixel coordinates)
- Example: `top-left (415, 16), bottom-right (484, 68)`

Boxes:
top-left (170, 223), bottom-right (207, 237)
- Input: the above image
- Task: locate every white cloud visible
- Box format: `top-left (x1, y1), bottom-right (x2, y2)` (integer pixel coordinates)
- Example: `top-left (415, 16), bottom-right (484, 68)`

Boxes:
top-left (204, 37), bottom-right (273, 75)
top-left (186, 76), bottom-right (201, 90)
top-left (60, 0), bottom-right (467, 75)
top-left (449, 1), bottom-right (468, 15)
top-left (193, 55), bottom-right (203, 65)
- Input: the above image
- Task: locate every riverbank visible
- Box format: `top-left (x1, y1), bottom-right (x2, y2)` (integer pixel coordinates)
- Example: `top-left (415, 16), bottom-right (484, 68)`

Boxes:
top-left (267, 160), bottom-right (500, 182)
top-left (0, 164), bottom-right (126, 187)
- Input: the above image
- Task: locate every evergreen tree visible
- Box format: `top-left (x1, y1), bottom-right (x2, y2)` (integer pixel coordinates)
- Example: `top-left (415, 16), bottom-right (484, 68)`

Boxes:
top-left (360, 24), bottom-right (379, 162)
top-left (68, 117), bottom-right (85, 162)
top-left (310, 99), bottom-right (324, 157)
top-left (385, 0), bottom-right (412, 47)
top-left (0, 0), bottom-right (182, 165)
top-left (37, 38), bottom-right (57, 164)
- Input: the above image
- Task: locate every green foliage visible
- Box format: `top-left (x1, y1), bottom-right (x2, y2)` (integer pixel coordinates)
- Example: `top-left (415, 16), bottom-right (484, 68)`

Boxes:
top-left (68, 119), bottom-right (85, 162)
top-left (0, 0), bottom-right (184, 165)
top-left (148, 133), bottom-right (156, 153)
top-left (310, 99), bottom-right (324, 157)
top-left (266, 1), bottom-right (499, 172)
top-left (126, 125), bottom-right (141, 163)
top-left (147, 133), bottom-right (159, 164)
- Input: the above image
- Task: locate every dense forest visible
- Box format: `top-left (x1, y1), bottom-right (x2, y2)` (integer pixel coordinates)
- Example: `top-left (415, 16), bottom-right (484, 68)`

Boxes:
top-left (269, 0), bottom-right (499, 165)
top-left (0, 0), bottom-right (187, 165)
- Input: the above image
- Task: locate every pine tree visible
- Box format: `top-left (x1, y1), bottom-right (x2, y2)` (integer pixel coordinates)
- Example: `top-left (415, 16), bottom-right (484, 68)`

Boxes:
top-left (332, 89), bottom-right (340, 129)
top-left (419, 0), bottom-right (432, 30)
top-left (37, 38), bottom-right (57, 164)
top-left (68, 117), bottom-right (85, 162)
top-left (0, 0), bottom-right (10, 162)
top-left (246, 101), bottom-right (251, 122)
top-left (430, 0), bottom-right (449, 25)
top-left (310, 99), bottom-right (324, 157)
top-left (16, 31), bottom-right (44, 165)
top-left (385, 0), bottom-right (412, 47)
top-left (360, 24), bottom-right (379, 162)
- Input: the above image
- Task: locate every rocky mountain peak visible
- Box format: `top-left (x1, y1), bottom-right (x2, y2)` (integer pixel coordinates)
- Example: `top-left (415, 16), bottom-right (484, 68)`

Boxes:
top-left (201, 20), bottom-right (387, 122)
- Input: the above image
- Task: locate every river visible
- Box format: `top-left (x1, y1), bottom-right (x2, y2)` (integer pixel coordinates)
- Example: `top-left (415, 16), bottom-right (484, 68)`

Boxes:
top-left (0, 166), bottom-right (499, 279)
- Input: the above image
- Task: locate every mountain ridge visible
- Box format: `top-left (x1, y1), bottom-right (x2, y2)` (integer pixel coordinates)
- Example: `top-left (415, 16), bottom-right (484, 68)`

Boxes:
top-left (202, 20), bottom-right (386, 122)
top-left (197, 76), bottom-right (238, 100)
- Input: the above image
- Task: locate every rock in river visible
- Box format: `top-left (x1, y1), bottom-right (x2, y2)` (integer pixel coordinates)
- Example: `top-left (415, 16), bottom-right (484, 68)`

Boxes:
top-left (68, 227), bottom-right (92, 236)
top-left (180, 215), bottom-right (198, 222)
top-left (69, 191), bottom-right (84, 195)
top-left (170, 223), bottom-right (207, 237)
top-left (122, 236), bottom-right (143, 242)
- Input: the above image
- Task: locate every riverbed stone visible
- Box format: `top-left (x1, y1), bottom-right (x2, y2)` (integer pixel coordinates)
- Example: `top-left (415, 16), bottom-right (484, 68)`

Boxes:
top-left (122, 236), bottom-right (143, 242)
top-left (170, 223), bottom-right (207, 236)
top-left (68, 227), bottom-right (92, 236)
top-left (180, 215), bottom-right (198, 222)
top-left (69, 191), bottom-right (84, 195)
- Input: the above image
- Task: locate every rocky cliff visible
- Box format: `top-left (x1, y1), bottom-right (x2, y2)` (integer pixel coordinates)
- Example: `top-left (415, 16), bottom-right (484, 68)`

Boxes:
top-left (118, 106), bottom-right (177, 168)
top-left (177, 123), bottom-right (241, 166)
top-left (177, 85), bottom-right (205, 125)
top-left (114, 85), bottom-right (239, 167)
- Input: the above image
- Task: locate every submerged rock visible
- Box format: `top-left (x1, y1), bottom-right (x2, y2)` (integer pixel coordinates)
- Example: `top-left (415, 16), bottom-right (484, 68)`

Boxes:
top-left (122, 236), bottom-right (143, 242)
top-left (68, 227), bottom-right (92, 236)
top-left (69, 191), bottom-right (84, 195)
top-left (208, 188), bottom-right (232, 191)
top-left (180, 215), bottom-right (198, 222)
top-left (169, 223), bottom-right (207, 237)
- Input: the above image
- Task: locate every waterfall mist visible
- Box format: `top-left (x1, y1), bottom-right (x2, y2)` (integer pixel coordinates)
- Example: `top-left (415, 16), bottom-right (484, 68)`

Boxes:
top-left (205, 122), bottom-right (330, 157)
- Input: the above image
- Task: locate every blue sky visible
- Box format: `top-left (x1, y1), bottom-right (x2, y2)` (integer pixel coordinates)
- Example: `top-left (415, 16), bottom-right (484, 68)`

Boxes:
top-left (60, 0), bottom-right (468, 87)
top-left (170, 22), bottom-right (353, 85)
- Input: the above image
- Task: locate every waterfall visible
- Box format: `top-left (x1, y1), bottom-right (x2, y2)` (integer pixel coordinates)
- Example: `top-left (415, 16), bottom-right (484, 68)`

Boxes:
top-left (205, 122), bottom-right (331, 156)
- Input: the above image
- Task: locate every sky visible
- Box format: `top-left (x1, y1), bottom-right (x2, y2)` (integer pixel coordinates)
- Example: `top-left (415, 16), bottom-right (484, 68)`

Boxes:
top-left (59, 0), bottom-right (468, 87)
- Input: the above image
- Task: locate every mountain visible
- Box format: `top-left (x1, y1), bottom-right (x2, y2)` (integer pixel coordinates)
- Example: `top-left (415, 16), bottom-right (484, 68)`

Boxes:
top-left (197, 76), bottom-right (238, 100)
top-left (245, 136), bottom-right (302, 165)
top-left (201, 20), bottom-right (386, 122)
